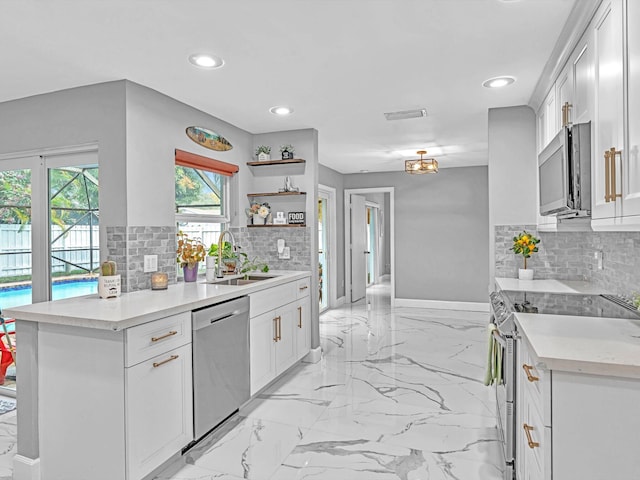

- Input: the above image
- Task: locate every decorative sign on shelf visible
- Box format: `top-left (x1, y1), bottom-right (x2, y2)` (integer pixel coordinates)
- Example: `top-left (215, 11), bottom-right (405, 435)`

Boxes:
top-left (287, 211), bottom-right (305, 225)
top-left (274, 211), bottom-right (287, 225)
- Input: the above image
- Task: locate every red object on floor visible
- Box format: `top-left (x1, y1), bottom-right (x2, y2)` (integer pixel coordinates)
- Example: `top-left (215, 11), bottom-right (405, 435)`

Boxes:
top-left (0, 319), bottom-right (15, 385)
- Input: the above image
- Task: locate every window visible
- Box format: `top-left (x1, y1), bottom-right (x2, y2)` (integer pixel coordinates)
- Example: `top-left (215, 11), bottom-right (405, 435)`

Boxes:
top-left (174, 150), bottom-right (239, 273)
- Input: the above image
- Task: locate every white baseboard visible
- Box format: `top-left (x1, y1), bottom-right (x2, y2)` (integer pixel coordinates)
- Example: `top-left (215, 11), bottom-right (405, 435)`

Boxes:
top-left (13, 455), bottom-right (40, 480)
top-left (395, 298), bottom-right (490, 312)
top-left (334, 296), bottom-right (345, 307)
top-left (303, 346), bottom-right (322, 363)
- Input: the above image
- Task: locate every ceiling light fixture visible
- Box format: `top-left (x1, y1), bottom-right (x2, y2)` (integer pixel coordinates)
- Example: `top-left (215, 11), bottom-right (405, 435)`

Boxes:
top-left (384, 108), bottom-right (428, 121)
top-left (188, 53), bottom-right (224, 69)
top-left (483, 76), bottom-right (516, 88)
top-left (269, 106), bottom-right (294, 116)
top-left (405, 150), bottom-right (439, 175)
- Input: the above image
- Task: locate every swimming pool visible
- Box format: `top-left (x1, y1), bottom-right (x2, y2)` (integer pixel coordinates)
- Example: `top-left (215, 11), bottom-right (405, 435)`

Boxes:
top-left (0, 278), bottom-right (98, 310)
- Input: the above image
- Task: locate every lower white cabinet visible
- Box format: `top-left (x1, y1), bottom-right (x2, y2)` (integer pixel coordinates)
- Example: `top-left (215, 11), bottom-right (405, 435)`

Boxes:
top-left (249, 276), bottom-right (312, 395)
top-left (38, 313), bottom-right (193, 480)
top-left (517, 335), bottom-right (640, 479)
top-left (125, 343), bottom-right (193, 480)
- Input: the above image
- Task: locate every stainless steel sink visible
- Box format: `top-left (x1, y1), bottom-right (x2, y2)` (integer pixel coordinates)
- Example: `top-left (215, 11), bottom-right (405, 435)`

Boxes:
top-left (211, 275), bottom-right (275, 286)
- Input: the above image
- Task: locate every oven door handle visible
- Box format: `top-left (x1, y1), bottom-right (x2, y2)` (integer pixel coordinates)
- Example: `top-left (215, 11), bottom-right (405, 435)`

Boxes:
top-left (492, 329), bottom-right (507, 348)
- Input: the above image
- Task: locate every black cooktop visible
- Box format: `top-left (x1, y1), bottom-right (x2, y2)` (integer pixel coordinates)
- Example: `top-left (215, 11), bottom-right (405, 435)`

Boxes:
top-left (502, 290), bottom-right (640, 320)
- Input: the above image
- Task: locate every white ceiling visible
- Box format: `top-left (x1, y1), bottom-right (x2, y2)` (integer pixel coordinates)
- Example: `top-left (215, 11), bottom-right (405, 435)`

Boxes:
top-left (0, 0), bottom-right (575, 174)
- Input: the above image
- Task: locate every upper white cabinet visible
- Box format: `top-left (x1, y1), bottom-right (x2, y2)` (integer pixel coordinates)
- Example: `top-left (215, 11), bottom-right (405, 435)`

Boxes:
top-left (623, 0), bottom-right (640, 218)
top-left (537, 89), bottom-right (557, 154)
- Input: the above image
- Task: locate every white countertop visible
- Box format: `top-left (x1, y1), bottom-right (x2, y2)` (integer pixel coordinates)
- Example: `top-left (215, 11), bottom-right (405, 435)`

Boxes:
top-left (3, 270), bottom-right (310, 331)
top-left (495, 277), bottom-right (606, 295)
top-left (515, 313), bottom-right (640, 379)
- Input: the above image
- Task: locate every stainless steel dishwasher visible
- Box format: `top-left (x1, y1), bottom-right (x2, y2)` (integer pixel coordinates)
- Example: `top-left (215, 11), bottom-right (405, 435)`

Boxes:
top-left (192, 296), bottom-right (250, 440)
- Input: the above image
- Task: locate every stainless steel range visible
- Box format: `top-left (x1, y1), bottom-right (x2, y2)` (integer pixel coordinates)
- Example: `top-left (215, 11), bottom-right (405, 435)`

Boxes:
top-left (489, 289), bottom-right (640, 480)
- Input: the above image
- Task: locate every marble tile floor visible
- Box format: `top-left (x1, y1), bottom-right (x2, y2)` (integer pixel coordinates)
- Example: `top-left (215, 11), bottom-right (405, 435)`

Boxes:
top-left (155, 281), bottom-right (504, 480)
top-left (0, 396), bottom-right (16, 480)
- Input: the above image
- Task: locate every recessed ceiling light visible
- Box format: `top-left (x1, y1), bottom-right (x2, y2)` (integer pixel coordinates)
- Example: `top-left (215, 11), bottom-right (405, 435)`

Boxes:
top-left (269, 106), bottom-right (294, 116)
top-left (188, 53), bottom-right (224, 69)
top-left (483, 76), bottom-right (516, 88)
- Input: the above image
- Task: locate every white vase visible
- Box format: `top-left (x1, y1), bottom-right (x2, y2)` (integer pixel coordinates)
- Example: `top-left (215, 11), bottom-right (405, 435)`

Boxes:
top-left (253, 214), bottom-right (265, 225)
top-left (257, 152), bottom-right (270, 161)
top-left (98, 274), bottom-right (121, 298)
top-left (205, 256), bottom-right (217, 268)
top-left (518, 268), bottom-right (534, 280)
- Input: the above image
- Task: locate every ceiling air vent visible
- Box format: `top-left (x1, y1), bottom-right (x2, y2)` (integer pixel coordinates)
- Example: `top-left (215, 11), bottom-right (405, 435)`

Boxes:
top-left (384, 108), bottom-right (428, 121)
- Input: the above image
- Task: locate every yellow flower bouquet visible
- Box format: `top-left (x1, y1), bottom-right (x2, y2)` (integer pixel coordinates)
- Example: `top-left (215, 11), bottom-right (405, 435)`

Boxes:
top-left (511, 231), bottom-right (540, 269)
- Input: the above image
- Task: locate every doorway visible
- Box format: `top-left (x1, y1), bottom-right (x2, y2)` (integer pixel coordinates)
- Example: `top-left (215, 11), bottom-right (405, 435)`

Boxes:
top-left (0, 147), bottom-right (99, 396)
top-left (344, 187), bottom-right (395, 305)
top-left (318, 185), bottom-right (337, 312)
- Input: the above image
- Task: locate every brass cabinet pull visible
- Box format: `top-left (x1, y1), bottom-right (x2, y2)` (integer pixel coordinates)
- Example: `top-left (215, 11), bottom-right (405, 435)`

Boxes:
top-left (153, 354), bottom-right (179, 368)
top-left (298, 306), bottom-right (302, 328)
top-left (277, 316), bottom-right (282, 340)
top-left (522, 364), bottom-right (539, 382)
top-left (561, 102), bottom-right (572, 127)
top-left (151, 330), bottom-right (178, 342)
top-left (523, 423), bottom-right (540, 449)
top-left (610, 147), bottom-right (622, 201)
top-left (273, 317), bottom-right (278, 342)
top-left (605, 150), bottom-right (611, 202)
top-left (299, 285), bottom-right (308, 290)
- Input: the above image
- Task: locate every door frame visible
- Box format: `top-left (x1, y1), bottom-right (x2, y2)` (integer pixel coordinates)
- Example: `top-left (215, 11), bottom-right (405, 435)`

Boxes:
top-left (364, 201), bottom-right (380, 286)
top-left (344, 187), bottom-right (395, 305)
top-left (318, 184), bottom-right (337, 309)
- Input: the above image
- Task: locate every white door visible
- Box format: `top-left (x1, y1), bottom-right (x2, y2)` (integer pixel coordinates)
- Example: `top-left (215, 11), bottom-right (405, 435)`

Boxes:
top-left (350, 194), bottom-right (366, 302)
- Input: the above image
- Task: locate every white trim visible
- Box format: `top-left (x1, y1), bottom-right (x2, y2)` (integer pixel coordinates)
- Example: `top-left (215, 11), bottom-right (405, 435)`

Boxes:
top-left (302, 346), bottom-right (322, 364)
top-left (395, 298), bottom-right (490, 312)
top-left (335, 296), bottom-right (345, 307)
top-left (13, 455), bottom-right (41, 480)
top-left (344, 187), bottom-right (395, 306)
top-left (0, 143), bottom-right (98, 161)
top-left (318, 184), bottom-right (338, 309)
top-left (364, 200), bottom-right (380, 209)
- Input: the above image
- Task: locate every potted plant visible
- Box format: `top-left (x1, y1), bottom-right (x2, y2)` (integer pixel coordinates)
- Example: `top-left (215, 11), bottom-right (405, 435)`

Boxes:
top-left (238, 252), bottom-right (269, 278)
top-left (207, 241), bottom-right (237, 274)
top-left (176, 231), bottom-right (206, 282)
top-left (511, 231), bottom-right (540, 280)
top-left (246, 201), bottom-right (271, 225)
top-left (255, 145), bottom-right (271, 161)
top-left (280, 144), bottom-right (295, 160)
top-left (98, 260), bottom-right (121, 299)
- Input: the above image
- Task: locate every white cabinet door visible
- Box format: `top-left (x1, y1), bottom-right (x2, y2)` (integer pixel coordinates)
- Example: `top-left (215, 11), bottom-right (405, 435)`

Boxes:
top-left (556, 62), bottom-right (573, 130)
top-left (572, 40), bottom-right (593, 125)
top-left (622, 0), bottom-right (640, 218)
top-left (295, 296), bottom-right (311, 361)
top-left (250, 309), bottom-right (277, 395)
top-left (592, 0), bottom-right (624, 220)
top-left (126, 343), bottom-right (193, 480)
top-left (274, 303), bottom-right (297, 374)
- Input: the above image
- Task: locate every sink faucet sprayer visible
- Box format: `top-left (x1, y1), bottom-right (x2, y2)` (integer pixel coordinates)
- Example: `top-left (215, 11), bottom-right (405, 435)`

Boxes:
top-left (216, 230), bottom-right (237, 278)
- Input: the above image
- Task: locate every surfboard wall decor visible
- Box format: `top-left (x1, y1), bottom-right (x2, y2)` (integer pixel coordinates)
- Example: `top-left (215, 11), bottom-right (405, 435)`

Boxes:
top-left (185, 126), bottom-right (233, 151)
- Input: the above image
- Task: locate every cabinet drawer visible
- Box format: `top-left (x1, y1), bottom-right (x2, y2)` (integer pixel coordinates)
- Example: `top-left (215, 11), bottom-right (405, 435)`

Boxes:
top-left (250, 282), bottom-right (296, 317)
top-left (522, 397), bottom-right (546, 478)
top-left (125, 312), bottom-right (191, 367)
top-left (520, 345), bottom-right (545, 405)
top-left (296, 277), bottom-right (311, 299)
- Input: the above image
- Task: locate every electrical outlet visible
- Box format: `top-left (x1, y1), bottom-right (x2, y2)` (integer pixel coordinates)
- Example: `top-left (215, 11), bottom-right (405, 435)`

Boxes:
top-left (144, 255), bottom-right (158, 273)
top-left (280, 246), bottom-right (291, 260)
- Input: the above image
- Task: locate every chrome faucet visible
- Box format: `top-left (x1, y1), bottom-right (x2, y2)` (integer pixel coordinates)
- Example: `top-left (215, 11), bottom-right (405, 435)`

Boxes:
top-left (216, 230), bottom-right (236, 278)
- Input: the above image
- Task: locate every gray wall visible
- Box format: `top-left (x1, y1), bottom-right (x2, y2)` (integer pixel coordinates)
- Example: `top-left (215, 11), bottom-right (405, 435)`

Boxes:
top-left (344, 166), bottom-right (490, 303)
top-left (319, 164), bottom-right (345, 298)
top-left (488, 106), bottom-right (537, 290)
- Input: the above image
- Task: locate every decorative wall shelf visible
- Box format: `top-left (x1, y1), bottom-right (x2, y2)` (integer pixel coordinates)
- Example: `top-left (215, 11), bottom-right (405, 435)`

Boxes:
top-left (246, 224), bottom-right (306, 228)
top-left (246, 159), bottom-right (306, 177)
top-left (247, 192), bottom-right (306, 198)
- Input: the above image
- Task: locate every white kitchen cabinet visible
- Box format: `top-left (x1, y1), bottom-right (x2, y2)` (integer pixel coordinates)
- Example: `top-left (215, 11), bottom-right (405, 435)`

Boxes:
top-left (38, 312), bottom-right (193, 480)
top-left (517, 334), bottom-right (640, 479)
top-left (592, 0), bottom-right (625, 222)
top-left (555, 62), bottom-right (573, 130)
top-left (537, 89), bottom-right (557, 154)
top-left (249, 276), bottom-right (312, 394)
top-left (295, 296), bottom-right (311, 361)
top-left (125, 343), bottom-right (193, 480)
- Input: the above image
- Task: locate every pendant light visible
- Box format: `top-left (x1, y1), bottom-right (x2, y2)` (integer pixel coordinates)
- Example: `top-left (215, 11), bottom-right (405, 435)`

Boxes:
top-left (405, 150), bottom-right (438, 174)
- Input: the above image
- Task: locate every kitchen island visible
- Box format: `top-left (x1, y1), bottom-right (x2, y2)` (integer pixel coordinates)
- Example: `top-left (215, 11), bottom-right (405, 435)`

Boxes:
top-left (4, 270), bottom-right (311, 480)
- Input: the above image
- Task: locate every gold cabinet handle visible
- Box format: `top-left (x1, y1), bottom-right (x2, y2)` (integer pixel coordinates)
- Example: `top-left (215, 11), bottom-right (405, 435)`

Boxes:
top-left (277, 316), bottom-right (282, 341)
top-left (151, 330), bottom-right (178, 342)
top-left (523, 423), bottom-right (540, 449)
top-left (298, 306), bottom-right (302, 328)
top-left (605, 150), bottom-right (611, 202)
top-left (299, 285), bottom-right (308, 291)
top-left (153, 354), bottom-right (179, 368)
top-left (273, 317), bottom-right (279, 342)
top-left (562, 101), bottom-right (572, 127)
top-left (522, 364), bottom-right (539, 382)
top-left (610, 147), bottom-right (622, 201)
